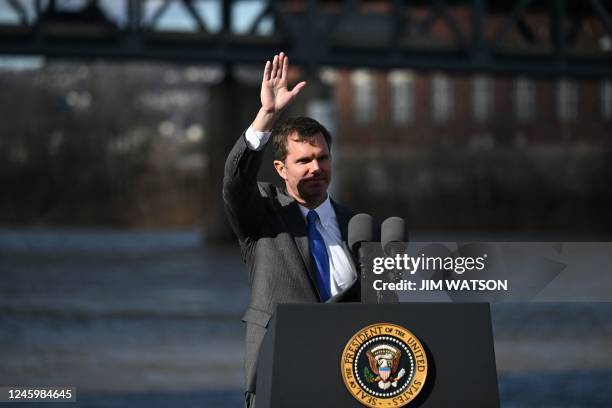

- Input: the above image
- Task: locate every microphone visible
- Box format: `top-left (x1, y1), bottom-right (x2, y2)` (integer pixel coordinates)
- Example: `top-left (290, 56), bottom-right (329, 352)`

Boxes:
top-left (348, 213), bottom-right (376, 275)
top-left (348, 213), bottom-right (378, 302)
top-left (379, 217), bottom-right (408, 303)
top-left (348, 213), bottom-right (376, 255)
top-left (381, 217), bottom-right (408, 257)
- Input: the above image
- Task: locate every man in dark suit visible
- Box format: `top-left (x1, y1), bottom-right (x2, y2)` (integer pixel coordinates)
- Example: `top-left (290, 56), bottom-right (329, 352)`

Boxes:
top-left (223, 52), bottom-right (359, 408)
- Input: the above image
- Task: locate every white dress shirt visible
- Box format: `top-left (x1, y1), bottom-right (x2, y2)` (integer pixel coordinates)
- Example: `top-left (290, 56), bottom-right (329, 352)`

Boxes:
top-left (245, 126), bottom-right (357, 296)
top-left (297, 198), bottom-right (356, 296)
top-left (245, 125), bottom-right (271, 151)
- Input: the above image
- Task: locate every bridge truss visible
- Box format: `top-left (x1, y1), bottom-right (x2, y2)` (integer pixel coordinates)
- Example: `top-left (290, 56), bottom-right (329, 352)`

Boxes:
top-left (0, 0), bottom-right (611, 77)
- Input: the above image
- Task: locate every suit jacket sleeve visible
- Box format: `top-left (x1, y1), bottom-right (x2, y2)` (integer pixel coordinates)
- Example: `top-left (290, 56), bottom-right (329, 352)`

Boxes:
top-left (222, 131), bottom-right (265, 250)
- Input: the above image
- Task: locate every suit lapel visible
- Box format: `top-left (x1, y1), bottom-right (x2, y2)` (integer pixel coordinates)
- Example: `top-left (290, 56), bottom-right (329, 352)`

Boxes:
top-left (277, 190), bottom-right (321, 300)
top-left (331, 199), bottom-right (352, 243)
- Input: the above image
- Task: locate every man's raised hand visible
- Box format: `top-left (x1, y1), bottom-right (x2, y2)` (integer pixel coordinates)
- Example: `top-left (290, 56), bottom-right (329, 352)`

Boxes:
top-left (253, 52), bottom-right (306, 131)
top-left (261, 52), bottom-right (306, 113)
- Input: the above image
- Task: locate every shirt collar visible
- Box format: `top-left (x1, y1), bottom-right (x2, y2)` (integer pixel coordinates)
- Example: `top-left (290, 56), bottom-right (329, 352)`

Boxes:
top-left (298, 196), bottom-right (336, 228)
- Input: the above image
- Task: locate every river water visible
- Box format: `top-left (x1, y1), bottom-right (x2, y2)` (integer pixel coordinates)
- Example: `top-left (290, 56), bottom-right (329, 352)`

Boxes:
top-left (1, 229), bottom-right (610, 407)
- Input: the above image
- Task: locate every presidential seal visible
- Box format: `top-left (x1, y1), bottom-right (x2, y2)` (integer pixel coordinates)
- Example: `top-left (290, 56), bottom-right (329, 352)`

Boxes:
top-left (341, 323), bottom-right (428, 407)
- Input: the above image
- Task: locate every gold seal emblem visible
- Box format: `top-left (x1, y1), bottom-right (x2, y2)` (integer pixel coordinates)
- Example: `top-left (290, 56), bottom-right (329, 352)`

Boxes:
top-left (341, 323), bottom-right (428, 407)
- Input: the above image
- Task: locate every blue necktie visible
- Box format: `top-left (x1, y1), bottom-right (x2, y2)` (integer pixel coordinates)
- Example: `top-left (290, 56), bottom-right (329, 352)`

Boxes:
top-left (307, 210), bottom-right (331, 301)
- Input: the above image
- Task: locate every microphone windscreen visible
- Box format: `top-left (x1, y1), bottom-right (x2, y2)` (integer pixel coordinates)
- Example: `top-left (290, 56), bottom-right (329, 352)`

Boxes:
top-left (381, 217), bottom-right (407, 254)
top-left (348, 213), bottom-right (375, 252)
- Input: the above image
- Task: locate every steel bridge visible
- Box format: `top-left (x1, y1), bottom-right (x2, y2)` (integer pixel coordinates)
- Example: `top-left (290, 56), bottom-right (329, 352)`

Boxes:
top-left (0, 0), bottom-right (611, 77)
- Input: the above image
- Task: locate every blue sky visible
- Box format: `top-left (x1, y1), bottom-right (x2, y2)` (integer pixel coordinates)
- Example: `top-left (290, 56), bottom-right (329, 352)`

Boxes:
top-left (0, 0), bottom-right (272, 33)
top-left (0, 0), bottom-right (272, 68)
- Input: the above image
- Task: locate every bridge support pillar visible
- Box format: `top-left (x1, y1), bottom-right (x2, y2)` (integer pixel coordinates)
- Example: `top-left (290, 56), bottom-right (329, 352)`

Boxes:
top-left (204, 70), bottom-right (259, 243)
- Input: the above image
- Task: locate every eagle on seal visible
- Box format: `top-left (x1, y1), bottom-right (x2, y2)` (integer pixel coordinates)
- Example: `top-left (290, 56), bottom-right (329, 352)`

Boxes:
top-left (366, 344), bottom-right (406, 390)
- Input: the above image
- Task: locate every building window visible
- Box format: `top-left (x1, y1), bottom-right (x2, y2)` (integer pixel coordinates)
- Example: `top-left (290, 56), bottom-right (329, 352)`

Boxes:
top-left (556, 78), bottom-right (578, 121)
top-left (514, 77), bottom-right (536, 121)
top-left (351, 70), bottom-right (376, 124)
top-left (388, 70), bottom-right (415, 125)
top-left (431, 73), bottom-right (453, 122)
top-left (472, 75), bottom-right (493, 122)
top-left (601, 80), bottom-right (612, 120)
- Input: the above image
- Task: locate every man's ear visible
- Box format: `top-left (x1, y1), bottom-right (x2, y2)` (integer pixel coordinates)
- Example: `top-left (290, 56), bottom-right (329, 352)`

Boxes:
top-left (273, 160), bottom-right (287, 180)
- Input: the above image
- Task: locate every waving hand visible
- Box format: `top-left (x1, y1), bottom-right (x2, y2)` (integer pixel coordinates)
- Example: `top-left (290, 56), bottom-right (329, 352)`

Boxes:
top-left (252, 52), bottom-right (306, 131)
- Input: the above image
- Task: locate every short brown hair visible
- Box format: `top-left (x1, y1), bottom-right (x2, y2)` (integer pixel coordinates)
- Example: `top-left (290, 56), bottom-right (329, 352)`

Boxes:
top-left (272, 117), bottom-right (332, 162)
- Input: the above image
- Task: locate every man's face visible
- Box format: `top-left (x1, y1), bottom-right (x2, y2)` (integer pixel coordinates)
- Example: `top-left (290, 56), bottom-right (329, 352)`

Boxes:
top-left (274, 132), bottom-right (331, 208)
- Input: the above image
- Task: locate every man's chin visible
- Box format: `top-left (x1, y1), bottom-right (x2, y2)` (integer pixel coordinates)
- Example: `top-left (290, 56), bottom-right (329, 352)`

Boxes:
top-left (305, 180), bottom-right (326, 188)
top-left (298, 184), bottom-right (328, 204)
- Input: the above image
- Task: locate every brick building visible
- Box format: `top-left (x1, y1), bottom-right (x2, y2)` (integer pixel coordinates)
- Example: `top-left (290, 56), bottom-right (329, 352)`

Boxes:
top-left (312, 4), bottom-right (612, 234)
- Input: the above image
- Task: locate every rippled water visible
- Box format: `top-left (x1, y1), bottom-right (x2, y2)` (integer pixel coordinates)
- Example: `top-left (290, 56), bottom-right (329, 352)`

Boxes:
top-left (1, 229), bottom-right (611, 407)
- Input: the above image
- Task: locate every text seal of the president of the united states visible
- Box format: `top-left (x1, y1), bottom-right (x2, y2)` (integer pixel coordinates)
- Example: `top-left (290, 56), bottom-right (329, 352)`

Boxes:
top-left (341, 323), bottom-right (428, 407)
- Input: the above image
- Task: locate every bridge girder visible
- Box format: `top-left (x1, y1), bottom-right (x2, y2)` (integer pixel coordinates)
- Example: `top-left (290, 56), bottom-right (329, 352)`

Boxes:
top-left (0, 0), bottom-right (611, 77)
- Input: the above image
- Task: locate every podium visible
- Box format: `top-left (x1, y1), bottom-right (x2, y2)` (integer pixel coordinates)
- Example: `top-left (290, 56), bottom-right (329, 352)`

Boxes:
top-left (256, 303), bottom-right (499, 407)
